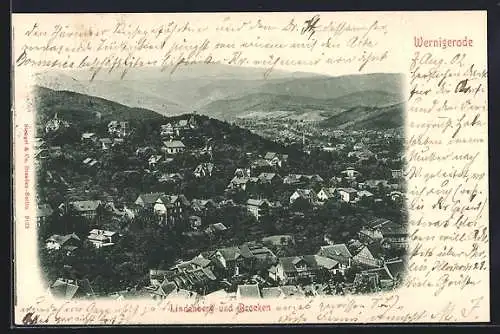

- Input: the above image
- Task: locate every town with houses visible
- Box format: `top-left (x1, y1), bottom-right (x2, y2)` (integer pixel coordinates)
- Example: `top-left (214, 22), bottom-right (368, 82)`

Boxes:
top-left (35, 99), bottom-right (408, 301)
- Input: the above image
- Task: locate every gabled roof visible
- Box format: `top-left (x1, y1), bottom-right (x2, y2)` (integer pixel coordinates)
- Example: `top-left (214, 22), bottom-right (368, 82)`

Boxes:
top-left (264, 152), bottom-right (280, 160)
top-left (258, 172), bottom-right (278, 181)
top-left (317, 244), bottom-right (353, 265)
top-left (99, 138), bottom-right (112, 144)
top-left (293, 189), bottom-right (317, 199)
top-left (246, 199), bottom-right (270, 207)
top-left (50, 279), bottom-right (80, 299)
top-left (136, 193), bottom-right (164, 205)
top-left (302, 255), bottom-right (339, 270)
top-left (318, 187), bottom-right (336, 198)
top-left (49, 278), bottom-right (94, 299)
top-left (164, 140), bottom-right (185, 148)
top-left (217, 247), bottom-right (241, 261)
top-left (237, 284), bottom-right (261, 298)
top-left (46, 233), bottom-right (81, 245)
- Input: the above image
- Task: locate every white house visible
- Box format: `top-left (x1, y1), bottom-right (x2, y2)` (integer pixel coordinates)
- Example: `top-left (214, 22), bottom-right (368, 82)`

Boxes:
top-left (317, 187), bottom-right (337, 201)
top-left (163, 140), bottom-right (186, 154)
top-left (289, 189), bottom-right (318, 205)
top-left (337, 188), bottom-right (358, 203)
top-left (87, 229), bottom-right (117, 248)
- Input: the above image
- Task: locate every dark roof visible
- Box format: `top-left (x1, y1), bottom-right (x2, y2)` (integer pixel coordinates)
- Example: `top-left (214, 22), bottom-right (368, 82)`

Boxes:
top-left (317, 244), bottom-right (352, 265)
top-left (46, 233), bottom-right (81, 245)
top-left (217, 247), bottom-right (240, 261)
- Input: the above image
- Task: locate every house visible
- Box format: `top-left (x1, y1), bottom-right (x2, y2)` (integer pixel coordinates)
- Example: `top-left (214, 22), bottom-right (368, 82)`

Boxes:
top-left (227, 176), bottom-right (258, 191)
top-left (45, 113), bottom-right (69, 134)
top-left (379, 222), bottom-right (408, 249)
top-left (302, 174), bottom-right (324, 183)
top-left (236, 284), bottom-right (261, 299)
top-left (87, 229), bottom-right (118, 248)
top-left (337, 188), bottom-right (358, 203)
top-left (158, 173), bottom-right (184, 184)
top-left (149, 269), bottom-right (171, 287)
top-left (358, 258), bottom-right (406, 291)
top-left (48, 278), bottom-right (95, 300)
top-left (283, 174), bottom-right (304, 185)
top-left (136, 146), bottom-right (154, 157)
top-left (148, 155), bottom-right (163, 169)
top-left (163, 140), bottom-right (186, 154)
top-left (193, 162), bottom-right (215, 178)
top-left (238, 243), bottom-right (278, 270)
top-left (317, 244), bottom-right (353, 274)
top-left (257, 172), bottom-right (281, 185)
top-left (352, 244), bottom-right (382, 268)
top-left (341, 168), bottom-right (360, 179)
top-left (108, 121), bottom-right (130, 137)
top-left (246, 199), bottom-right (270, 221)
top-left (317, 187), bottom-right (337, 202)
top-left (263, 152), bottom-right (288, 167)
top-left (113, 138), bottom-right (125, 146)
top-left (99, 138), bottom-right (113, 150)
top-left (81, 132), bottom-right (96, 142)
top-left (68, 200), bottom-right (102, 220)
top-left (212, 246), bottom-right (243, 276)
top-left (160, 123), bottom-right (175, 137)
top-left (273, 255), bottom-right (340, 284)
top-left (289, 189), bottom-right (318, 205)
top-left (357, 190), bottom-right (374, 200)
top-left (204, 223), bottom-right (228, 236)
top-left (135, 192), bottom-right (165, 210)
top-left (391, 169), bottom-right (403, 179)
top-left (358, 227), bottom-right (384, 244)
top-left (250, 158), bottom-right (274, 173)
top-left (191, 199), bottom-right (218, 213)
top-left (367, 218), bottom-right (393, 229)
top-left (46, 233), bottom-right (81, 253)
top-left (36, 203), bottom-right (53, 226)
top-left (234, 168), bottom-right (251, 178)
top-left (154, 194), bottom-right (190, 225)
top-left (82, 157), bottom-right (99, 168)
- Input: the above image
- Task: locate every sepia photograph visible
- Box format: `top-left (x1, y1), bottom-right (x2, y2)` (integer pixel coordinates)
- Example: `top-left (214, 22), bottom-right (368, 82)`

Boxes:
top-left (33, 65), bottom-right (408, 301)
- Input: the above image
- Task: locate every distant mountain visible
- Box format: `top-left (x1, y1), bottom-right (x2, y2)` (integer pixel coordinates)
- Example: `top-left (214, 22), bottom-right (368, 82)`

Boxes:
top-left (319, 103), bottom-right (405, 130)
top-left (34, 65), bottom-right (405, 120)
top-left (201, 90), bottom-right (403, 121)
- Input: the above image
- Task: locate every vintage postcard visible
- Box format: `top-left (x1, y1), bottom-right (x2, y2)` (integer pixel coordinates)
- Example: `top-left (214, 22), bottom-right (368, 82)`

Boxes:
top-left (11, 11), bottom-right (488, 325)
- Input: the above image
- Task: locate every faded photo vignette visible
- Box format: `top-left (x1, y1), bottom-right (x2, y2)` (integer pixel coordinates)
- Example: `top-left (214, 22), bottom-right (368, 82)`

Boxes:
top-left (11, 11), bottom-right (489, 325)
